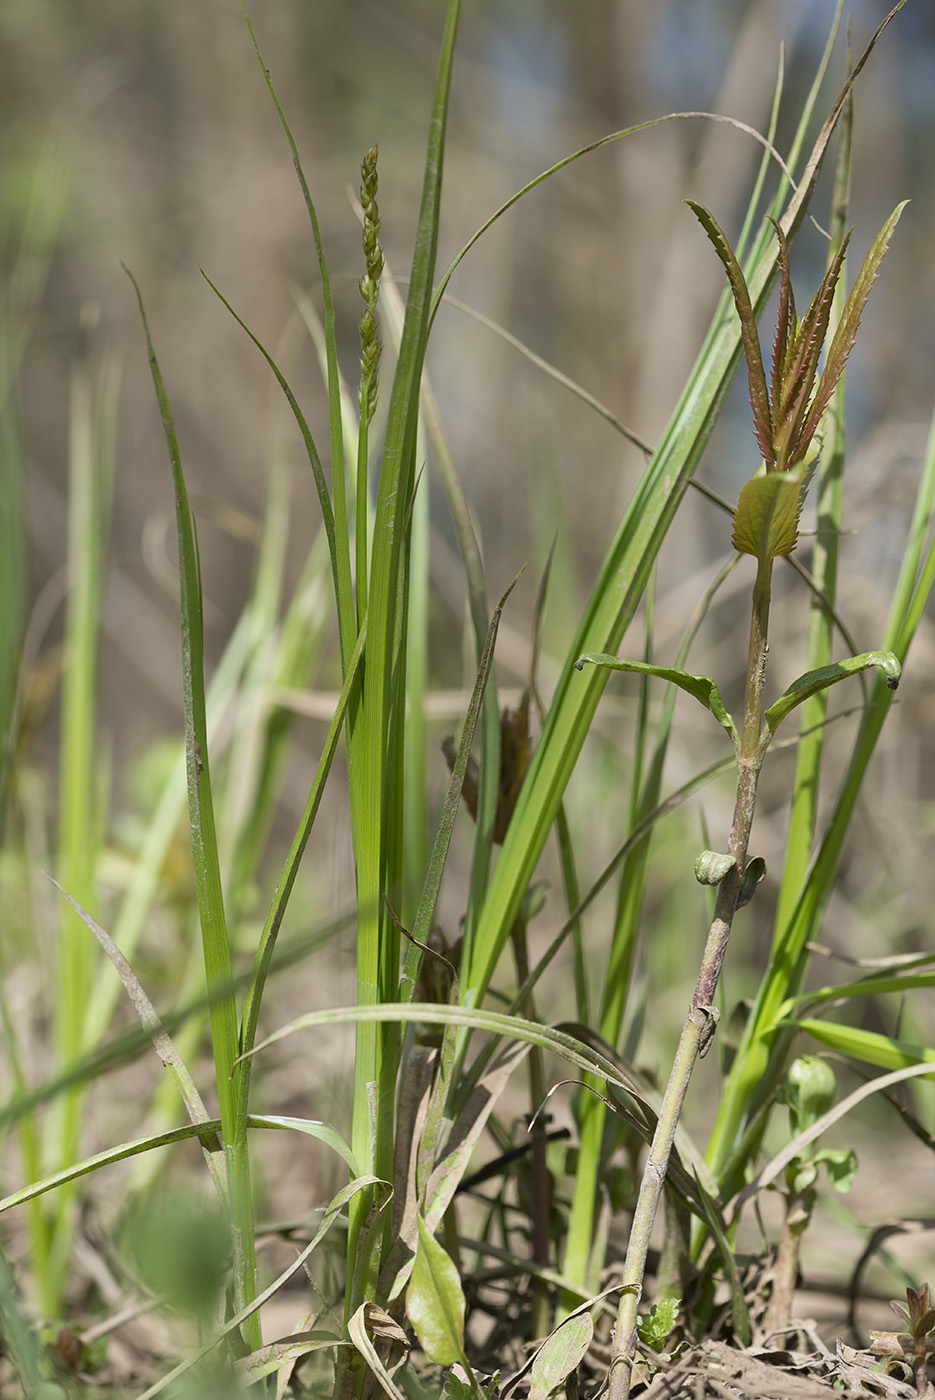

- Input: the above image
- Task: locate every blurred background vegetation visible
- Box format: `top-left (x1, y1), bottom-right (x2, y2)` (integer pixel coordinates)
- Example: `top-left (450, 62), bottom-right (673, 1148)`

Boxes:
top-left (2, 0), bottom-right (935, 1352)
top-left (3, 0), bottom-right (933, 734)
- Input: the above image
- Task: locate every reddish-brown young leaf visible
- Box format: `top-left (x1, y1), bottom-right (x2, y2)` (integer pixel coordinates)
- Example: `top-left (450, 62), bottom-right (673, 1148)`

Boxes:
top-left (799, 200), bottom-right (908, 451)
top-left (774, 237), bottom-right (850, 467)
top-left (768, 218), bottom-right (796, 421)
top-left (687, 200), bottom-right (774, 463)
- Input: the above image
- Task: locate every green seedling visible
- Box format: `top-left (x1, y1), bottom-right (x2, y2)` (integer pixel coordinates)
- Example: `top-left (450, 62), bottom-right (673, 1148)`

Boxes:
top-left (762, 1056), bottom-right (856, 1337)
top-left (870, 1283), bottom-right (935, 1392)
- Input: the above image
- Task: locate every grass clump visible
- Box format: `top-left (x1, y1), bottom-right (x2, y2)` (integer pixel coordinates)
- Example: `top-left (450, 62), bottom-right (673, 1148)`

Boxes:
top-left (2, 2), bottom-right (935, 1397)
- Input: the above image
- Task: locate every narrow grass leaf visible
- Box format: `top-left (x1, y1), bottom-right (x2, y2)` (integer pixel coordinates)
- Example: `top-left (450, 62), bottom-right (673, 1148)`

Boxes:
top-left (400, 577), bottom-right (518, 999)
top-left (794, 1020), bottom-right (935, 1073)
top-left (249, 1116), bottom-right (359, 1176)
top-left (238, 619), bottom-right (366, 1086)
top-left (47, 878), bottom-right (228, 1207)
top-left (241, 1003), bottom-right (641, 1106)
top-left (376, 254), bottom-right (501, 958)
top-left (419, 1037), bottom-right (530, 1242)
top-left (347, 0), bottom-right (463, 1297)
top-left (0, 1121), bottom-right (227, 1215)
top-left (238, 3), bottom-right (356, 666)
top-left (782, 971), bottom-right (935, 1016)
top-left (201, 272), bottom-right (346, 635)
top-left (124, 265), bottom-right (259, 1342)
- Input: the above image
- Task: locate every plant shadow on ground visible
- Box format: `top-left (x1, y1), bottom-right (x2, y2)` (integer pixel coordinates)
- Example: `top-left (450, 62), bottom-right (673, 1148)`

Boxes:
top-left (2, 1), bottom-right (935, 1398)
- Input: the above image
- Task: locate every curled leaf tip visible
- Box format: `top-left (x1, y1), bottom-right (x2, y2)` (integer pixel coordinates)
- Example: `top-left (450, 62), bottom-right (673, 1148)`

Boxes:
top-left (694, 851), bottom-right (735, 886)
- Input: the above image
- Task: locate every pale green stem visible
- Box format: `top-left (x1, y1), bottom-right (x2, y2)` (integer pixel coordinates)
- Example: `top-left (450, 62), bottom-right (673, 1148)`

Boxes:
top-left (608, 554), bottom-right (772, 1400)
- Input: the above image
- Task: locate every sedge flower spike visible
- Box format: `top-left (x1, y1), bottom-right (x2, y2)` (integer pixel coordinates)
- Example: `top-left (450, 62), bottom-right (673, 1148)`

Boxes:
top-left (687, 199), bottom-right (907, 563)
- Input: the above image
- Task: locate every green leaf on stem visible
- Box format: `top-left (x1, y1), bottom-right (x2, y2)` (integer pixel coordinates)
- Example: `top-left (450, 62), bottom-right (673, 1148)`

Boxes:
top-left (762, 649), bottom-right (900, 742)
top-left (694, 851), bottom-right (735, 886)
top-left (731, 465), bottom-right (811, 562)
top-left (407, 1215), bottom-right (466, 1366)
top-left (574, 655), bottom-right (738, 749)
top-left (737, 856), bottom-right (766, 909)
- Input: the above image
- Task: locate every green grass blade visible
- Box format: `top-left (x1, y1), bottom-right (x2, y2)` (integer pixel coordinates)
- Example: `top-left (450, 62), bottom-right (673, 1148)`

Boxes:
top-left (125, 268), bottom-right (260, 1348)
top-left (245, 1003), bottom-right (645, 1102)
top-left (561, 558), bottom-right (739, 1299)
top-left (376, 261), bottom-right (501, 968)
top-left (794, 1021), bottom-right (935, 1073)
top-left (462, 2), bottom-right (907, 1011)
top-left (238, 618), bottom-right (367, 1081)
top-left (399, 578), bottom-right (517, 1002)
top-left (0, 1115), bottom-right (357, 1221)
top-left (347, 0), bottom-right (462, 1303)
top-left (201, 272), bottom-right (345, 637)
top-left (238, 3), bottom-right (356, 668)
top-left (82, 610), bottom-right (255, 1046)
top-left (44, 322), bottom-right (117, 1314)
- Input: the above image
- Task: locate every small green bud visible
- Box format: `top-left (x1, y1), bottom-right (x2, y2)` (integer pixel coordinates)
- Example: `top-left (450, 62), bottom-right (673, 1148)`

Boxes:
top-left (784, 1054), bottom-right (836, 1135)
top-left (694, 850), bottom-right (735, 885)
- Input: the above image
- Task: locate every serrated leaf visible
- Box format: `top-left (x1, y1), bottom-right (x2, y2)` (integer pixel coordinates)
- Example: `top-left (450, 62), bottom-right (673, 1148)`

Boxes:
top-left (773, 236), bottom-right (849, 467)
top-left (575, 655), bottom-right (738, 748)
top-left (407, 1215), bottom-right (465, 1365)
top-left (686, 201), bottom-right (773, 463)
top-left (731, 468), bottom-right (808, 562)
top-left (763, 650), bottom-right (901, 742)
top-left (528, 1314), bottom-right (593, 1400)
top-left (441, 1370), bottom-right (476, 1400)
top-left (638, 1297), bottom-right (680, 1352)
top-left (800, 201), bottom-right (908, 451)
top-left (768, 218), bottom-right (795, 417)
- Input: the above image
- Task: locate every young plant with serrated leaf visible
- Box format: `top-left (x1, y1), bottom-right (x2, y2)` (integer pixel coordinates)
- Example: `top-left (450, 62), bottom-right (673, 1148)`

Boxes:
top-left (577, 197), bottom-right (905, 1400)
top-left (870, 1283), bottom-right (935, 1392)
